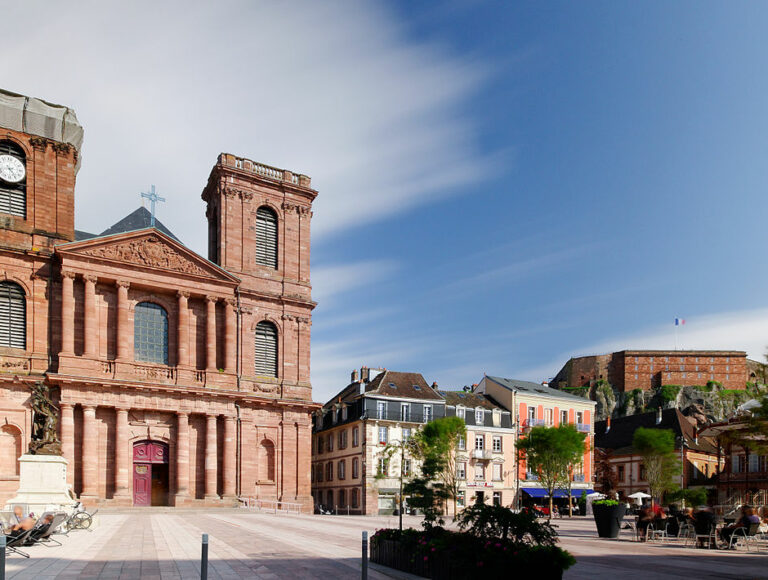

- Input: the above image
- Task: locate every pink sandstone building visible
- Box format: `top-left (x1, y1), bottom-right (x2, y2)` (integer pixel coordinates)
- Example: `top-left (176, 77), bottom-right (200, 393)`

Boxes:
top-left (0, 90), bottom-right (317, 508)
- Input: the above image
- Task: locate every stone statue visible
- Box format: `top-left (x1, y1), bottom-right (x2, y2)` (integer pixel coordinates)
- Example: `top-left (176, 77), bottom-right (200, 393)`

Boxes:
top-left (29, 382), bottom-right (62, 455)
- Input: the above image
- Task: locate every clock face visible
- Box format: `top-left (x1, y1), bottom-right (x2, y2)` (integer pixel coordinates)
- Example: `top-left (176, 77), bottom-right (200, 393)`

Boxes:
top-left (0, 154), bottom-right (25, 183)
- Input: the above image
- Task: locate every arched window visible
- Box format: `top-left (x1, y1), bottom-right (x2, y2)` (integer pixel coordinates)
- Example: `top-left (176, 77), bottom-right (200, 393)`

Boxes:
top-left (254, 321), bottom-right (278, 377)
top-left (0, 281), bottom-right (25, 349)
top-left (134, 302), bottom-right (169, 364)
top-left (255, 206), bottom-right (278, 269)
top-left (0, 140), bottom-right (26, 217)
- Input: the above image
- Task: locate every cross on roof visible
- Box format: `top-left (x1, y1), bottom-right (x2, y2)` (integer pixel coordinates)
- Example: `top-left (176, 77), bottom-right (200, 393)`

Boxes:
top-left (140, 185), bottom-right (166, 227)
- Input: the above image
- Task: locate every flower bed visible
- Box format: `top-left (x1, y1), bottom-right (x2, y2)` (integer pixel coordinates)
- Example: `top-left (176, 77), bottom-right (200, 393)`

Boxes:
top-left (370, 526), bottom-right (575, 579)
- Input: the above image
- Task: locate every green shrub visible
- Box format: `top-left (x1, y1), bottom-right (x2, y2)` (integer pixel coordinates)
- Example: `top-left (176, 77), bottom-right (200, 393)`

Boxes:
top-left (658, 385), bottom-right (681, 403)
top-left (706, 380), bottom-right (722, 391)
top-left (592, 499), bottom-right (620, 507)
top-left (457, 504), bottom-right (557, 546)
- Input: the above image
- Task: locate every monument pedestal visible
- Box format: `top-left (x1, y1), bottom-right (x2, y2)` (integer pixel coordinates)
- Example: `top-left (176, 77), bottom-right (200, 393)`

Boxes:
top-left (4, 454), bottom-right (74, 513)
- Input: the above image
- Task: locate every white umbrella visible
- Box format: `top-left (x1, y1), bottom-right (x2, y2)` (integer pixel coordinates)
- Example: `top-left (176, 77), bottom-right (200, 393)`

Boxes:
top-left (628, 492), bottom-right (650, 504)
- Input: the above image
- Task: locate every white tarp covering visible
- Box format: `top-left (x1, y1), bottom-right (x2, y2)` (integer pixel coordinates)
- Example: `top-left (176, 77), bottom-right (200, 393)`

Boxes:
top-left (0, 89), bottom-right (84, 172)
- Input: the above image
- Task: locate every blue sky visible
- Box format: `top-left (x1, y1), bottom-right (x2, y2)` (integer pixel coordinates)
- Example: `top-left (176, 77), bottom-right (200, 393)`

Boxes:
top-left (4, 1), bottom-right (768, 401)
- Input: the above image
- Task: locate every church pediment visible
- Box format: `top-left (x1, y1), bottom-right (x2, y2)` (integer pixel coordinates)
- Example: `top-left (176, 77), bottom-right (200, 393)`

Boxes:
top-left (56, 229), bottom-right (239, 283)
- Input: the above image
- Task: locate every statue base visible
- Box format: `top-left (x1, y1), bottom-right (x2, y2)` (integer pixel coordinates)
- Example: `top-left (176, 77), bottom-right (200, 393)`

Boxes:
top-left (4, 454), bottom-right (74, 514)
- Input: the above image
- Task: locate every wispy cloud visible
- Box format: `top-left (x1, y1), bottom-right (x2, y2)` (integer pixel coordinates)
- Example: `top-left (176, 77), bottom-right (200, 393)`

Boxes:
top-left (2, 1), bottom-right (494, 254)
top-left (312, 260), bottom-right (399, 307)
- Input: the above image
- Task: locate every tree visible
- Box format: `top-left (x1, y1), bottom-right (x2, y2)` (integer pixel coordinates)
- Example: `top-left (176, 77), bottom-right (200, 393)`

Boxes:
top-left (518, 425), bottom-right (586, 518)
top-left (632, 427), bottom-right (680, 505)
top-left (380, 437), bottom-right (418, 533)
top-left (410, 416), bottom-right (467, 517)
top-left (594, 448), bottom-right (618, 498)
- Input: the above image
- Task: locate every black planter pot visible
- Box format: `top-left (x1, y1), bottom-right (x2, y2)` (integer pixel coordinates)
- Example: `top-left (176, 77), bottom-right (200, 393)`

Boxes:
top-left (592, 503), bottom-right (627, 538)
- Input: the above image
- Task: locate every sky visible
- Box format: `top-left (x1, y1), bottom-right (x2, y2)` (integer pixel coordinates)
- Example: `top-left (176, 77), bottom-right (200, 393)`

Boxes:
top-left (3, 1), bottom-right (768, 402)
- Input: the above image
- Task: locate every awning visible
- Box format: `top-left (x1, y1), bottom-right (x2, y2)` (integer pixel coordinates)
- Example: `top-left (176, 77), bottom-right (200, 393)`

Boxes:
top-left (521, 488), bottom-right (548, 498)
top-left (553, 489), bottom-right (594, 498)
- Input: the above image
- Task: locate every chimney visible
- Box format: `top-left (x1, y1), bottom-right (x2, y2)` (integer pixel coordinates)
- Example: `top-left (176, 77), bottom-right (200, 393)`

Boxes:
top-left (656, 407), bottom-right (663, 425)
top-left (360, 366), bottom-right (370, 383)
top-left (431, 381), bottom-right (438, 390)
top-left (541, 381), bottom-right (549, 388)
top-left (606, 416), bottom-right (611, 433)
top-left (351, 369), bottom-right (359, 383)
top-left (694, 427), bottom-right (699, 445)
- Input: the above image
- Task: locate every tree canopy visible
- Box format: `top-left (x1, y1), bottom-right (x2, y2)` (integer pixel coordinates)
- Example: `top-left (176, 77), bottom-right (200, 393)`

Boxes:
top-left (518, 424), bottom-right (586, 517)
top-left (632, 427), bottom-right (679, 504)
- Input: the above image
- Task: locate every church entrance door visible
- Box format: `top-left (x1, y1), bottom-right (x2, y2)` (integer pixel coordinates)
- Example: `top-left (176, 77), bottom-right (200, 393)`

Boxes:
top-left (133, 440), bottom-right (169, 506)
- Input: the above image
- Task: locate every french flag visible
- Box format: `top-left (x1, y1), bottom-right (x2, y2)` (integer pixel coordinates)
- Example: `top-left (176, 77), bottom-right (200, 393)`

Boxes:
top-left (675, 318), bottom-right (685, 326)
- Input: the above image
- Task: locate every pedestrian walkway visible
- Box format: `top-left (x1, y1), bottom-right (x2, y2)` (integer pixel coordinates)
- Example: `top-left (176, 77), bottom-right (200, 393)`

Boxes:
top-left (4, 512), bottom-right (767, 579)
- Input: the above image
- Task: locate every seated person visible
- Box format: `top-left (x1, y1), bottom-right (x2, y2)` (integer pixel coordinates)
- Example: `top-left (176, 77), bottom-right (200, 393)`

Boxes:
top-left (692, 505), bottom-right (716, 548)
top-left (637, 503), bottom-right (654, 540)
top-left (7, 512), bottom-right (36, 538)
top-left (24, 513), bottom-right (54, 545)
top-left (758, 506), bottom-right (768, 534)
top-left (719, 505), bottom-right (760, 547)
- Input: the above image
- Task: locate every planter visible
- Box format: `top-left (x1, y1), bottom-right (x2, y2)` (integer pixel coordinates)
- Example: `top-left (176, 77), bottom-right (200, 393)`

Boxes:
top-left (592, 503), bottom-right (626, 538)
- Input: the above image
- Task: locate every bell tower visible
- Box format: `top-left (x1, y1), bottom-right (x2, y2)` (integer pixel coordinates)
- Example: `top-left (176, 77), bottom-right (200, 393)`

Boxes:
top-left (0, 91), bottom-right (82, 253)
top-left (201, 154), bottom-right (317, 399)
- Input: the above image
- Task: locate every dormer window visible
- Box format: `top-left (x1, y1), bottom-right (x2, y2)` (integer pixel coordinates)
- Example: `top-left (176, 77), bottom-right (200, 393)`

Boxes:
top-left (457, 406), bottom-right (466, 420)
top-left (475, 408), bottom-right (484, 425)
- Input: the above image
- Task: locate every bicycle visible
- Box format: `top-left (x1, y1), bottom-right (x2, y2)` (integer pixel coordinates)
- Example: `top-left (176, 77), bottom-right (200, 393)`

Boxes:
top-left (63, 502), bottom-right (98, 532)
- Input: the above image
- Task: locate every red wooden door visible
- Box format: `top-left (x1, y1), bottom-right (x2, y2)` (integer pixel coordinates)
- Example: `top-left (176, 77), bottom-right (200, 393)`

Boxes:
top-left (133, 463), bottom-right (151, 506)
top-left (133, 441), bottom-right (169, 506)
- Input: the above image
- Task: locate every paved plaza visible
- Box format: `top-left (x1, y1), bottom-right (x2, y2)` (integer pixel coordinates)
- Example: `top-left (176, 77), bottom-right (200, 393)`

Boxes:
top-left (4, 511), bottom-right (768, 579)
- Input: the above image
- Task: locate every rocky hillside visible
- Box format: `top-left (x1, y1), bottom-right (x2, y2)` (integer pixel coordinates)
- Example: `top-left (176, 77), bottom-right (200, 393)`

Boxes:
top-left (560, 380), bottom-right (767, 427)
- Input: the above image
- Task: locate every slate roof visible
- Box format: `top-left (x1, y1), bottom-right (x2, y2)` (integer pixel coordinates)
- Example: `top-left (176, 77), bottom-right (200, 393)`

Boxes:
top-left (366, 371), bottom-right (443, 401)
top-left (98, 207), bottom-right (178, 241)
top-left (74, 229), bottom-right (97, 241)
top-left (440, 390), bottom-right (502, 410)
top-left (594, 408), bottom-right (718, 455)
top-left (486, 375), bottom-right (595, 404)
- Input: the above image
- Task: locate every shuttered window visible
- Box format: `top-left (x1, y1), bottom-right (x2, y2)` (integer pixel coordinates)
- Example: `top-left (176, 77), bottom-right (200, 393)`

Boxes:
top-left (134, 302), bottom-right (169, 364)
top-left (255, 206), bottom-right (278, 268)
top-left (0, 282), bottom-right (25, 349)
top-left (0, 141), bottom-right (26, 218)
top-left (254, 321), bottom-right (278, 377)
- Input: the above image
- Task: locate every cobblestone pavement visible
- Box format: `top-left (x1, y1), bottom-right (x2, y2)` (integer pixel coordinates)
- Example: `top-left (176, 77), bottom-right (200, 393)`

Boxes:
top-left (4, 511), bottom-right (767, 579)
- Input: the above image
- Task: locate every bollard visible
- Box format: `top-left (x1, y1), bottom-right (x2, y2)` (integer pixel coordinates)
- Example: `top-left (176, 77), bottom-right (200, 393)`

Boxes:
top-left (361, 531), bottom-right (368, 580)
top-left (1, 533), bottom-right (6, 580)
top-left (201, 533), bottom-right (209, 580)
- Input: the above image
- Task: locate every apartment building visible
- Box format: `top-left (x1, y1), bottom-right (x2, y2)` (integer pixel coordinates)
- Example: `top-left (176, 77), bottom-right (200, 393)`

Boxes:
top-left (475, 376), bottom-right (596, 508)
top-left (595, 408), bottom-right (721, 500)
top-left (441, 390), bottom-right (516, 513)
top-left (311, 368), bottom-right (445, 515)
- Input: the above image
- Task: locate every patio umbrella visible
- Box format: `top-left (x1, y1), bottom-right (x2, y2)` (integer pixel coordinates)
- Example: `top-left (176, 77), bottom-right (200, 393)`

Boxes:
top-left (628, 492), bottom-right (650, 504)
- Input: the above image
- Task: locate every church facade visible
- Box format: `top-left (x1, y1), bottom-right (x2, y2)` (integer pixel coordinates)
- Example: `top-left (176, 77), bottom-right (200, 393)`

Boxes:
top-left (0, 90), bottom-right (317, 508)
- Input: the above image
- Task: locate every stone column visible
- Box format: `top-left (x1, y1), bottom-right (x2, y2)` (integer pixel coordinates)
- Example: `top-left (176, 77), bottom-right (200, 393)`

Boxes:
top-left (114, 408), bottom-right (130, 499)
top-left (60, 403), bottom-right (75, 486)
top-left (61, 271), bottom-right (76, 355)
top-left (116, 281), bottom-right (130, 361)
top-left (222, 415), bottom-right (236, 498)
top-left (177, 291), bottom-right (190, 367)
top-left (224, 299), bottom-right (236, 373)
top-left (176, 412), bottom-right (190, 502)
top-left (205, 414), bottom-right (218, 499)
top-left (83, 275), bottom-right (98, 357)
top-left (206, 296), bottom-right (217, 372)
top-left (80, 405), bottom-right (98, 500)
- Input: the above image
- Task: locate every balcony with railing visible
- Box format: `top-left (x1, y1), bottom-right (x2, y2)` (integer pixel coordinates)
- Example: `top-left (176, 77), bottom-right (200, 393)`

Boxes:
top-left (472, 449), bottom-right (493, 461)
top-left (373, 410), bottom-right (435, 423)
top-left (528, 419), bottom-right (547, 427)
top-left (576, 423), bottom-right (590, 433)
top-left (572, 474), bottom-right (586, 482)
top-left (525, 472), bottom-right (539, 481)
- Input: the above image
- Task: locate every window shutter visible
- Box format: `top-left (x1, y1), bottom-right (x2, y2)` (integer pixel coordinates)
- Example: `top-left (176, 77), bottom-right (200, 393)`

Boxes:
top-left (255, 207), bottom-right (278, 268)
top-left (254, 321), bottom-right (278, 377)
top-left (0, 282), bottom-right (25, 349)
